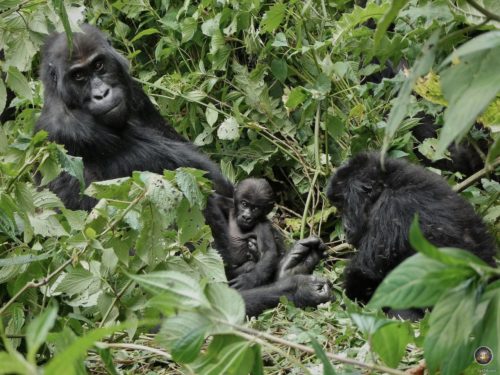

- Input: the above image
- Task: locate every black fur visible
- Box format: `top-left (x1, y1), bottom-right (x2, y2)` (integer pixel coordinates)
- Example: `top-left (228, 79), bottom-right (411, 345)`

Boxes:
top-left (327, 152), bottom-right (497, 305)
top-left (35, 25), bottom-right (233, 210)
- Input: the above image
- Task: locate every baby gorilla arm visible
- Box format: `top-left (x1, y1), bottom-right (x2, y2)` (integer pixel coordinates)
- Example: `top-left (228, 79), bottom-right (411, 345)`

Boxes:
top-left (278, 236), bottom-right (326, 278)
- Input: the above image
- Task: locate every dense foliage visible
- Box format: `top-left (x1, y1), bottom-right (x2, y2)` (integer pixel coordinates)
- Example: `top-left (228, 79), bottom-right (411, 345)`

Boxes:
top-left (0, 0), bottom-right (499, 373)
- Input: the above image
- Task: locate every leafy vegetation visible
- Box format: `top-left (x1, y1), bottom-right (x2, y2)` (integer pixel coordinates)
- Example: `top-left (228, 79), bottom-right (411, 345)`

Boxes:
top-left (0, 0), bottom-right (499, 373)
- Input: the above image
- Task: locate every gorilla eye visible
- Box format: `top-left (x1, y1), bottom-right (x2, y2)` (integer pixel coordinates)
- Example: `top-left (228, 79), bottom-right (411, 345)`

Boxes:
top-left (241, 201), bottom-right (248, 208)
top-left (73, 71), bottom-right (85, 81)
top-left (94, 60), bottom-right (104, 72)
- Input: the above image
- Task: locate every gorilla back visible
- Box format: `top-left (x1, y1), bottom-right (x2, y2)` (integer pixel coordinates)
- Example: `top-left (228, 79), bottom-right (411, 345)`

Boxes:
top-left (36, 25), bottom-right (233, 209)
top-left (327, 152), bottom-right (497, 305)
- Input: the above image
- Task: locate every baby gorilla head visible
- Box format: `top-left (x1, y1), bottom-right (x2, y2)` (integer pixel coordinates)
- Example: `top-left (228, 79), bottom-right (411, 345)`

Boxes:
top-left (234, 178), bottom-right (274, 231)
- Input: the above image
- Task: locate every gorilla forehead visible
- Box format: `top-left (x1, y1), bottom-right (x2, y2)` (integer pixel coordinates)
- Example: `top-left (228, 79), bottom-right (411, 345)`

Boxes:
top-left (236, 178), bottom-right (274, 205)
top-left (42, 25), bottom-right (113, 68)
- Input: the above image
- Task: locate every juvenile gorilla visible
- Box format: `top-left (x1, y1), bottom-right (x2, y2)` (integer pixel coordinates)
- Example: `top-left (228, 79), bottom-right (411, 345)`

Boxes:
top-left (225, 178), bottom-right (282, 290)
top-left (327, 152), bottom-right (496, 307)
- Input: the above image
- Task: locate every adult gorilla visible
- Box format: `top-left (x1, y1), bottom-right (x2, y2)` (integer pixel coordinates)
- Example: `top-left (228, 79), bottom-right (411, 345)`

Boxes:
top-left (35, 25), bottom-right (330, 316)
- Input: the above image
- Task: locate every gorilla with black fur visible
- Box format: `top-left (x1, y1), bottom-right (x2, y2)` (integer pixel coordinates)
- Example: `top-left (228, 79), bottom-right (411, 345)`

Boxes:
top-left (327, 152), bottom-right (496, 307)
top-left (35, 25), bottom-right (331, 316)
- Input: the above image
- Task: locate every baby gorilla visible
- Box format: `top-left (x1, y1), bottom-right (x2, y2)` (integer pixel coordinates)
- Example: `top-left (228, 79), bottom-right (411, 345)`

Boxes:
top-left (327, 152), bottom-right (497, 311)
top-left (227, 178), bottom-right (282, 290)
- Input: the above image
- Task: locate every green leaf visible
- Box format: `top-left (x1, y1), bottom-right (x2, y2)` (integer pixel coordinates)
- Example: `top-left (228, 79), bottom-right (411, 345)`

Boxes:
top-left (52, 0), bottom-right (72, 55)
top-left (0, 79), bottom-right (6, 115)
top-left (476, 292), bottom-right (500, 371)
top-left (373, 0), bottom-right (409, 50)
top-left (424, 281), bottom-right (478, 374)
top-left (175, 168), bottom-right (206, 208)
top-left (372, 321), bottom-right (413, 368)
top-left (217, 117), bottom-right (240, 140)
top-left (130, 28), bottom-right (159, 43)
top-left (286, 87), bottom-right (308, 109)
top-left (129, 271), bottom-right (209, 309)
top-left (55, 269), bottom-right (100, 296)
top-left (191, 335), bottom-right (255, 375)
top-left (382, 31), bottom-right (439, 154)
top-left (0, 352), bottom-right (32, 375)
top-left (190, 249), bottom-right (227, 283)
top-left (437, 42), bottom-right (500, 156)
top-left (368, 254), bottom-right (474, 309)
top-left (441, 31), bottom-right (500, 66)
top-left (205, 283), bottom-right (245, 327)
top-left (181, 18), bottom-right (198, 43)
top-left (85, 177), bottom-right (132, 200)
top-left (6, 67), bottom-right (33, 102)
top-left (309, 336), bottom-right (336, 374)
top-left (158, 312), bottom-right (211, 363)
top-left (205, 103), bottom-right (218, 126)
top-left (56, 148), bottom-right (84, 191)
top-left (45, 325), bottom-right (126, 375)
top-left (261, 3), bottom-right (286, 33)
top-left (176, 198), bottom-right (206, 244)
top-left (271, 59), bottom-right (288, 83)
top-left (26, 305), bottom-right (58, 363)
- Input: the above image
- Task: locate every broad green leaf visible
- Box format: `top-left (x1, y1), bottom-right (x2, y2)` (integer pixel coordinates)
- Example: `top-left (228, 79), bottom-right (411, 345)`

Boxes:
top-left (424, 281), bottom-right (478, 374)
top-left (271, 59), bottom-right (288, 83)
top-left (372, 321), bottom-right (413, 368)
top-left (136, 204), bottom-right (165, 263)
top-left (85, 177), bottom-right (132, 200)
top-left (176, 198), bottom-right (206, 244)
top-left (201, 14), bottom-right (221, 37)
top-left (441, 31), bottom-right (500, 66)
top-left (190, 249), bottom-right (227, 283)
top-left (175, 168), bottom-right (206, 208)
top-left (6, 67), bottom-right (33, 102)
top-left (129, 271), bottom-right (209, 309)
top-left (56, 148), bottom-right (84, 191)
top-left (0, 352), bottom-right (33, 375)
top-left (192, 335), bottom-right (255, 375)
top-left (286, 87), bottom-right (308, 109)
top-left (158, 312), bottom-right (211, 363)
top-left (205, 103), bottom-right (218, 127)
top-left (26, 305), bottom-right (58, 363)
top-left (437, 42), bottom-right (500, 156)
top-left (350, 313), bottom-right (388, 335)
top-left (309, 336), bottom-right (336, 374)
top-left (45, 325), bottom-right (126, 375)
top-left (217, 117), bottom-right (239, 140)
top-left (374, 0), bottom-right (409, 50)
top-left (382, 31), bottom-right (439, 154)
top-left (0, 253), bottom-right (52, 267)
top-left (181, 18), bottom-right (198, 43)
top-left (55, 269), bottom-right (100, 296)
top-left (261, 3), bottom-right (286, 33)
top-left (368, 254), bottom-right (474, 309)
top-left (205, 283), bottom-right (245, 328)
top-left (476, 292), bottom-right (500, 370)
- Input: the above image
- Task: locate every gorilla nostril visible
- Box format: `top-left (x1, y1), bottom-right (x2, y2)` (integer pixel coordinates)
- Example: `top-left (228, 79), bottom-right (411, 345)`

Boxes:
top-left (93, 88), bottom-right (110, 101)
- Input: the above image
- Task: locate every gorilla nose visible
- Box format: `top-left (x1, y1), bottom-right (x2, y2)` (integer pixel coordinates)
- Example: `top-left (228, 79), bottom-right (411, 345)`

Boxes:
top-left (92, 88), bottom-right (110, 101)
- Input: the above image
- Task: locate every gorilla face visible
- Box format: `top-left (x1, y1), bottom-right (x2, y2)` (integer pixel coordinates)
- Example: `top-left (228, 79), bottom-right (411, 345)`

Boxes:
top-left (41, 25), bottom-right (131, 127)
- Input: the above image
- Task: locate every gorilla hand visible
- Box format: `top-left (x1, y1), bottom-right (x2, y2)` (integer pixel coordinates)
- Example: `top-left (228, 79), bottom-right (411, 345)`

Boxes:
top-left (277, 236), bottom-right (326, 278)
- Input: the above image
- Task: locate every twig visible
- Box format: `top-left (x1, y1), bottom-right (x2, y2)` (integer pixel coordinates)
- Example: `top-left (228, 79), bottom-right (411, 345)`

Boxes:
top-left (98, 342), bottom-right (172, 360)
top-left (327, 243), bottom-right (353, 254)
top-left (464, 0), bottom-right (500, 21)
top-left (99, 279), bottom-right (135, 328)
top-left (232, 324), bottom-right (407, 375)
top-left (453, 157), bottom-right (500, 192)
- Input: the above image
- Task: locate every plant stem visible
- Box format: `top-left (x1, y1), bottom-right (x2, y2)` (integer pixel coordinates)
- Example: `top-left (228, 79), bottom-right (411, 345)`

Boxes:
top-left (453, 157), bottom-right (500, 192)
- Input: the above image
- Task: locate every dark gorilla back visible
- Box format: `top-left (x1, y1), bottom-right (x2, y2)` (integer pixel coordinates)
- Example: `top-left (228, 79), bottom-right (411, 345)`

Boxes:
top-left (36, 25), bottom-right (233, 210)
top-left (327, 152), bottom-right (497, 305)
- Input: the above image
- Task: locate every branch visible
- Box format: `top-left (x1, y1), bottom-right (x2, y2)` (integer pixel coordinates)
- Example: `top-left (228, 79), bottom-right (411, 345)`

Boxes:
top-left (98, 342), bottom-right (172, 360)
top-left (465, 0), bottom-right (500, 22)
top-left (453, 156), bottom-right (500, 192)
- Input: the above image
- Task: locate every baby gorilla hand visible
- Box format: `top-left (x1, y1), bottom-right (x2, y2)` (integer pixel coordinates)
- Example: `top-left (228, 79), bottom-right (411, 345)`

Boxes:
top-left (229, 272), bottom-right (258, 290)
top-left (277, 236), bottom-right (326, 278)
